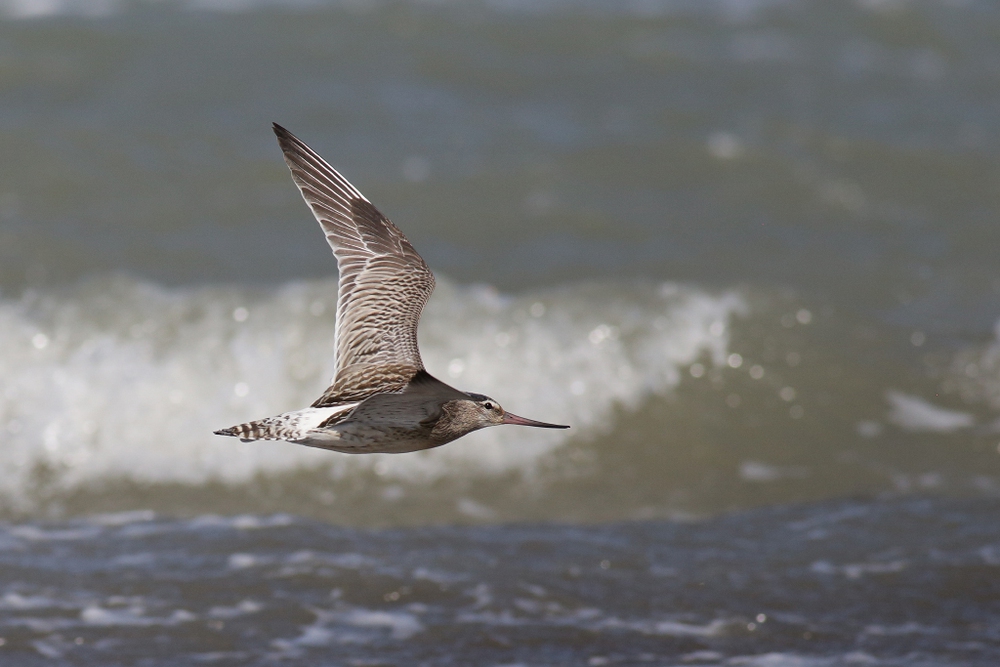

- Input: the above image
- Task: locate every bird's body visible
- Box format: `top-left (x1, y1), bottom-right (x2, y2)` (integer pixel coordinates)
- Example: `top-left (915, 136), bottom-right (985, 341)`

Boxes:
top-left (221, 371), bottom-right (494, 454)
top-left (214, 124), bottom-right (567, 453)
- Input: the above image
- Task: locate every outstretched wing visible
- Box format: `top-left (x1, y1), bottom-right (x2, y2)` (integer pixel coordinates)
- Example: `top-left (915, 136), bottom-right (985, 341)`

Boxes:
top-left (273, 124), bottom-right (435, 406)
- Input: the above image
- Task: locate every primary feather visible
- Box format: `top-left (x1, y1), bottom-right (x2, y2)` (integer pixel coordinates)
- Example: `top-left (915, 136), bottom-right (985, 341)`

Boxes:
top-left (273, 123), bottom-right (435, 406)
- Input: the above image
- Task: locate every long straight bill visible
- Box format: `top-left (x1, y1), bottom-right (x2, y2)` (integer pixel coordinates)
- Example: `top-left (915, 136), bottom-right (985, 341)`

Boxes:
top-left (501, 413), bottom-right (570, 429)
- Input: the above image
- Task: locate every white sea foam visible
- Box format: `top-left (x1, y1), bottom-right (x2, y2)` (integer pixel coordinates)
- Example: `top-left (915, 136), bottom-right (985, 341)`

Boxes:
top-left (739, 461), bottom-right (810, 483)
top-left (810, 559), bottom-right (907, 579)
top-left (724, 654), bottom-right (880, 667)
top-left (208, 599), bottom-right (263, 618)
top-left (0, 275), bottom-right (743, 505)
top-left (87, 509), bottom-right (157, 526)
top-left (81, 604), bottom-right (196, 626)
top-left (943, 317), bottom-right (1000, 411)
top-left (269, 606), bottom-right (425, 656)
top-left (884, 391), bottom-right (975, 433)
top-left (456, 606), bottom-right (732, 637)
top-left (186, 514), bottom-right (296, 531)
top-left (8, 525), bottom-right (102, 541)
top-left (343, 609), bottom-right (424, 640)
top-left (227, 553), bottom-right (262, 569)
top-left (0, 592), bottom-right (67, 610)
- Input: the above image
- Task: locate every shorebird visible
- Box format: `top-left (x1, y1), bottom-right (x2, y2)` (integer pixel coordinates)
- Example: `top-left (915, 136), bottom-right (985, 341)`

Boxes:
top-left (214, 124), bottom-right (569, 453)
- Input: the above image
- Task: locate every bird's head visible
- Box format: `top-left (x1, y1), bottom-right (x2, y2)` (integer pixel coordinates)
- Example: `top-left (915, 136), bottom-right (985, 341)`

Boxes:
top-left (429, 393), bottom-right (569, 445)
top-left (460, 393), bottom-right (570, 431)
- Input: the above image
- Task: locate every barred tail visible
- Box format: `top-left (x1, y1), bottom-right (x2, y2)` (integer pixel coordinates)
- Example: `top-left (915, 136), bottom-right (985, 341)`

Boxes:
top-left (214, 419), bottom-right (286, 442)
top-left (214, 407), bottom-right (348, 444)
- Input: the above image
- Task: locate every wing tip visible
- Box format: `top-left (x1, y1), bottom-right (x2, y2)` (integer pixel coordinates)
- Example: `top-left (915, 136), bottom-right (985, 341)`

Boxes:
top-left (272, 122), bottom-right (298, 151)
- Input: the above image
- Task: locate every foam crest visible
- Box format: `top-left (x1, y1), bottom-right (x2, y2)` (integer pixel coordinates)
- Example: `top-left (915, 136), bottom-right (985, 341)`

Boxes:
top-left (0, 275), bottom-right (744, 505)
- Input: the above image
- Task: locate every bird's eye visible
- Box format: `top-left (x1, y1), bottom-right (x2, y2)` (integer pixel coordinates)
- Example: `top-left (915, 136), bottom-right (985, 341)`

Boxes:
top-left (483, 402), bottom-right (494, 410)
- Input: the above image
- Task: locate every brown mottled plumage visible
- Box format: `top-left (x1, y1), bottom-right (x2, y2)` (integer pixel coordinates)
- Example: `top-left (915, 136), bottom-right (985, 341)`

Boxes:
top-left (213, 124), bottom-right (568, 453)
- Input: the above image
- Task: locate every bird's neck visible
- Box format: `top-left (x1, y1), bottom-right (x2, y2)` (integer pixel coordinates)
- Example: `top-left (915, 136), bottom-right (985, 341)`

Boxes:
top-left (429, 400), bottom-right (480, 444)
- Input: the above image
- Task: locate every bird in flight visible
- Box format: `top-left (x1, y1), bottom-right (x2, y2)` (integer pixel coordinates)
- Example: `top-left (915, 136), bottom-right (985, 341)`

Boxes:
top-left (214, 124), bottom-right (568, 453)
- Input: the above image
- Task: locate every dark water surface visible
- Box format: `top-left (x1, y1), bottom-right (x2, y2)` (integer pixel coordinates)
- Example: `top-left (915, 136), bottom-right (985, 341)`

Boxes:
top-left (1, 498), bottom-right (998, 666)
top-left (1, 0), bottom-right (999, 663)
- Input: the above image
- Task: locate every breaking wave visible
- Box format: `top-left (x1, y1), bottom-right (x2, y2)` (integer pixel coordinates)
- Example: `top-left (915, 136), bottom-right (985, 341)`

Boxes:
top-left (0, 274), bottom-right (745, 509)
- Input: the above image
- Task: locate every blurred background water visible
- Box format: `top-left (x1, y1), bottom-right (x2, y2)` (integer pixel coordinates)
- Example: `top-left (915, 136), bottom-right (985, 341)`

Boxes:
top-left (0, 0), bottom-right (999, 664)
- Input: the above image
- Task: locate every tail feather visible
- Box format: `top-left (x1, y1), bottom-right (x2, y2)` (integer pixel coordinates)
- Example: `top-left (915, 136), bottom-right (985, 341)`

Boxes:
top-left (214, 406), bottom-right (353, 444)
top-left (213, 419), bottom-right (289, 442)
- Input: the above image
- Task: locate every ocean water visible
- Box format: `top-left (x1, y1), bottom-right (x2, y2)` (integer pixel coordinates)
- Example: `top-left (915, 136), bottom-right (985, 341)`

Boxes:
top-left (1, 0), bottom-right (1000, 664)
top-left (1, 498), bottom-right (998, 666)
